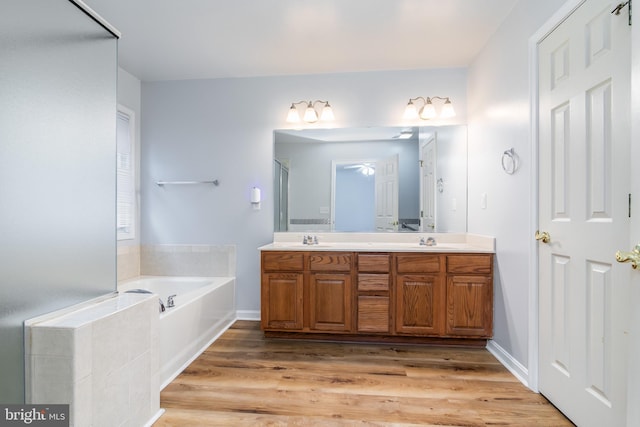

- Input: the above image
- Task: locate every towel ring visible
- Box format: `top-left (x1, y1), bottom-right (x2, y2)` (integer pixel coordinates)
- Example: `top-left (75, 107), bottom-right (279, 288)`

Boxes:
top-left (501, 148), bottom-right (518, 175)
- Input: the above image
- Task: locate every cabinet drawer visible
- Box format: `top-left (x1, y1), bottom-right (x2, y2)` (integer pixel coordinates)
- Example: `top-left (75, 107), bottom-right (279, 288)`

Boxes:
top-left (447, 255), bottom-right (492, 274)
top-left (262, 252), bottom-right (304, 271)
top-left (396, 254), bottom-right (441, 273)
top-left (309, 253), bottom-right (352, 272)
top-left (358, 254), bottom-right (390, 272)
top-left (357, 274), bottom-right (389, 292)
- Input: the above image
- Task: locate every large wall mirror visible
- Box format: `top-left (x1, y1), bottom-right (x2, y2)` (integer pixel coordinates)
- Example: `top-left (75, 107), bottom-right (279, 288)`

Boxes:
top-left (274, 125), bottom-right (467, 233)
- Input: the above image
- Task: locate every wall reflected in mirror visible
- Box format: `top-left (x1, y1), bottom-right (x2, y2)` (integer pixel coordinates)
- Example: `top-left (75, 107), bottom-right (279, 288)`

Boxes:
top-left (274, 125), bottom-right (467, 233)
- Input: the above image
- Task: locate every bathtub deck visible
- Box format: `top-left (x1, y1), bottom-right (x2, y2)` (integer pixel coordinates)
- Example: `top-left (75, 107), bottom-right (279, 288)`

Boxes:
top-left (154, 320), bottom-right (572, 426)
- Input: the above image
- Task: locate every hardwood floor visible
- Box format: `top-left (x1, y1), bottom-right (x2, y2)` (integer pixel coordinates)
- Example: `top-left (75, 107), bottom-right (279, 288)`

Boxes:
top-left (154, 321), bottom-right (572, 426)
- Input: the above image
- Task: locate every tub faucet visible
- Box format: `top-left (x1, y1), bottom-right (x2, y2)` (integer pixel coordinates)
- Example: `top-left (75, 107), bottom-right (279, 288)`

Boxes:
top-left (159, 298), bottom-right (166, 313)
top-left (167, 294), bottom-right (176, 308)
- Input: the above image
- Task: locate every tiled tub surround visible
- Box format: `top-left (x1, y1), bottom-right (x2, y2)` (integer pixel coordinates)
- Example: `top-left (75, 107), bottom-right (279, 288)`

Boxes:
top-left (117, 244), bottom-right (236, 284)
top-left (119, 275), bottom-right (236, 388)
top-left (26, 293), bottom-right (161, 427)
top-left (140, 244), bottom-right (236, 277)
top-left (117, 244), bottom-right (141, 282)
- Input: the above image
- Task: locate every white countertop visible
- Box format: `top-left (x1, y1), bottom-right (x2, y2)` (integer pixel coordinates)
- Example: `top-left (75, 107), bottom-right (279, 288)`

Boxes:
top-left (258, 232), bottom-right (495, 253)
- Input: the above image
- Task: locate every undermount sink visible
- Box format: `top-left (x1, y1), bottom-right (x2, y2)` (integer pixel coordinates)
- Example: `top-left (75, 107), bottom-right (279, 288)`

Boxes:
top-left (268, 241), bottom-right (463, 250)
top-left (271, 242), bottom-right (333, 248)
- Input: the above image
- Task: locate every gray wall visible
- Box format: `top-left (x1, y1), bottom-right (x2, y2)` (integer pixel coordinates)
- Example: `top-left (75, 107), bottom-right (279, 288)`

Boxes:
top-left (0, 0), bottom-right (118, 402)
top-left (141, 68), bottom-right (467, 313)
top-left (467, 0), bottom-right (568, 376)
top-left (433, 125), bottom-right (468, 232)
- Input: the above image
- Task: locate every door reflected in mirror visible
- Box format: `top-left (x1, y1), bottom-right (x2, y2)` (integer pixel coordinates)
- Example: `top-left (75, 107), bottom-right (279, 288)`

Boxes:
top-left (274, 125), bottom-right (467, 233)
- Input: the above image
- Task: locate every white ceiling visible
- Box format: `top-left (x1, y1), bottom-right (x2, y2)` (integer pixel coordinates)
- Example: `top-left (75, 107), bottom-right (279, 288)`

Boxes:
top-left (83, 0), bottom-right (519, 82)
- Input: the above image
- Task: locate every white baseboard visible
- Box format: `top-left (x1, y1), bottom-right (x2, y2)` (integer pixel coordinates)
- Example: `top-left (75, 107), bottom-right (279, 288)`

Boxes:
top-left (486, 340), bottom-right (531, 390)
top-left (143, 409), bottom-right (165, 427)
top-left (236, 310), bottom-right (260, 321)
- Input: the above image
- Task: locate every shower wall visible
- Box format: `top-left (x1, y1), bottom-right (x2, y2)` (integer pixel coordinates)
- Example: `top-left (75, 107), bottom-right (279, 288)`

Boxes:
top-left (0, 0), bottom-right (118, 402)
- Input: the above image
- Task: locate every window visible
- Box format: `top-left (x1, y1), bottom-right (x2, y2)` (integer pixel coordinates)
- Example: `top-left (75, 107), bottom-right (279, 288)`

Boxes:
top-left (117, 105), bottom-right (136, 240)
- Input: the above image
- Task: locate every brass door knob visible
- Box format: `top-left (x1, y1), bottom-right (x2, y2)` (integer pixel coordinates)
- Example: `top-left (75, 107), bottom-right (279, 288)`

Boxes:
top-left (615, 244), bottom-right (640, 269)
top-left (535, 230), bottom-right (550, 244)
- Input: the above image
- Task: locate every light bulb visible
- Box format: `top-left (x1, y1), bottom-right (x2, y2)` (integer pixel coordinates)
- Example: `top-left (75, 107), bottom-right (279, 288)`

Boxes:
top-left (419, 99), bottom-right (436, 120)
top-left (286, 104), bottom-right (300, 123)
top-left (303, 102), bottom-right (318, 123)
top-left (361, 166), bottom-right (375, 176)
top-left (320, 103), bottom-right (335, 121)
top-left (403, 101), bottom-right (418, 120)
top-left (440, 99), bottom-right (456, 118)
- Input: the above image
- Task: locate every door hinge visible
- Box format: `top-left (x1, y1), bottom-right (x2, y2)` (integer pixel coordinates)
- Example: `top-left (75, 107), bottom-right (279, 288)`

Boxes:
top-left (419, 160), bottom-right (424, 167)
top-left (612, 0), bottom-right (632, 26)
top-left (629, 193), bottom-right (632, 218)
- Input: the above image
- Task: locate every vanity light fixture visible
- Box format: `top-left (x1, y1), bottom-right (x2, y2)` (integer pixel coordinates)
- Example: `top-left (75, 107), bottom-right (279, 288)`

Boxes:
top-left (403, 96), bottom-right (455, 120)
top-left (286, 100), bottom-right (334, 124)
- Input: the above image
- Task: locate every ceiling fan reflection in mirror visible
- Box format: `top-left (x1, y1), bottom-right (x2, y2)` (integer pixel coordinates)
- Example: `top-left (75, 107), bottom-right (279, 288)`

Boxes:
top-left (343, 163), bottom-right (375, 176)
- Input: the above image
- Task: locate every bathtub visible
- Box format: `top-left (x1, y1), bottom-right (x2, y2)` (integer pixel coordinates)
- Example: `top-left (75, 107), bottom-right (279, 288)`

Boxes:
top-left (119, 275), bottom-right (236, 388)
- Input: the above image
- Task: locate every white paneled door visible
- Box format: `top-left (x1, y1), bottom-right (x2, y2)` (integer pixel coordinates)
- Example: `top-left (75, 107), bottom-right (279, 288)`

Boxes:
top-left (375, 154), bottom-right (399, 231)
top-left (420, 134), bottom-right (436, 232)
top-left (537, 0), bottom-right (631, 426)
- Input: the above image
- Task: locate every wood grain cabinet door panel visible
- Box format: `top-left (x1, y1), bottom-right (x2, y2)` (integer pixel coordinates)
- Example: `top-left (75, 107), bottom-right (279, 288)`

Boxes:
top-left (261, 273), bottom-right (304, 330)
top-left (309, 273), bottom-right (353, 332)
top-left (446, 275), bottom-right (492, 337)
top-left (395, 274), bottom-right (444, 335)
top-left (357, 296), bottom-right (390, 333)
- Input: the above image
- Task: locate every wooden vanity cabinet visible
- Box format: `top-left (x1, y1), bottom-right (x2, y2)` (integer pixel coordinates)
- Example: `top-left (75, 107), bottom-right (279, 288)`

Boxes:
top-left (261, 252), bottom-right (304, 330)
top-left (445, 255), bottom-right (493, 337)
top-left (395, 254), bottom-right (445, 336)
top-left (356, 254), bottom-right (390, 333)
top-left (261, 251), bottom-right (354, 333)
top-left (309, 253), bottom-right (353, 332)
top-left (261, 250), bottom-right (494, 344)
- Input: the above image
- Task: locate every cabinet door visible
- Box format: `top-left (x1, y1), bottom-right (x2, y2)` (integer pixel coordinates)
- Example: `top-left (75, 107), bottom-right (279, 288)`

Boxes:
top-left (357, 296), bottom-right (389, 333)
top-left (309, 273), bottom-right (352, 332)
top-left (261, 273), bottom-right (303, 330)
top-left (395, 274), bottom-right (444, 335)
top-left (446, 275), bottom-right (492, 337)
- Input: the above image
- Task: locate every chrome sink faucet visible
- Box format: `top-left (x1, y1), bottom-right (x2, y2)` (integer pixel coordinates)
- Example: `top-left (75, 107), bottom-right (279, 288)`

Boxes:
top-left (302, 235), bottom-right (319, 245)
top-left (419, 236), bottom-right (437, 246)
